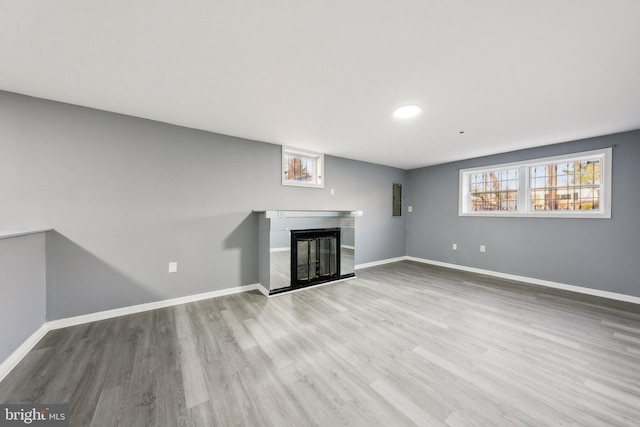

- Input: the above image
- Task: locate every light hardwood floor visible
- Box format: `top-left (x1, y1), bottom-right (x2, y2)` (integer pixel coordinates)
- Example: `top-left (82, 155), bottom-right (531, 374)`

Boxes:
top-left (1, 261), bottom-right (640, 426)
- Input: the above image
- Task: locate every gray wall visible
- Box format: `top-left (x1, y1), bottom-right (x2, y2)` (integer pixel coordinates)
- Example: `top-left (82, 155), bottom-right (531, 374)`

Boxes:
top-left (1, 91), bottom-right (406, 320)
top-left (406, 130), bottom-right (640, 297)
top-left (0, 233), bottom-right (47, 363)
top-left (5, 85), bottom-right (636, 331)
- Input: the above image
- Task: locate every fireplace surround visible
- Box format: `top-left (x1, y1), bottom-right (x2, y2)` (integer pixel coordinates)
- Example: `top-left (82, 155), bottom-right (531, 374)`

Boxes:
top-left (255, 210), bottom-right (359, 295)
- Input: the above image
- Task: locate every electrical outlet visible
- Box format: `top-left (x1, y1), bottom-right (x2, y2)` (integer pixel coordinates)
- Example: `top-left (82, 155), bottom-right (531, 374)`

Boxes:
top-left (168, 262), bottom-right (178, 273)
top-left (452, 243), bottom-right (457, 250)
top-left (480, 245), bottom-right (486, 253)
top-left (330, 188), bottom-right (335, 195)
top-left (408, 206), bottom-right (413, 212)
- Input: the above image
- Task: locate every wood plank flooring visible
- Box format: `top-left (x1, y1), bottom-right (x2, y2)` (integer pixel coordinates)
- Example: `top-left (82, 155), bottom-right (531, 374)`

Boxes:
top-left (1, 261), bottom-right (640, 426)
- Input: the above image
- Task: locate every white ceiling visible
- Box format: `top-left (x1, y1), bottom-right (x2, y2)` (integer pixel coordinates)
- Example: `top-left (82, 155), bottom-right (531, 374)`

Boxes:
top-left (2, 1), bottom-right (639, 169)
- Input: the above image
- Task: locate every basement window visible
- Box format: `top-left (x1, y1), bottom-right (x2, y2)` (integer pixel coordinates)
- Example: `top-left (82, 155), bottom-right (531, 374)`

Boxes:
top-left (459, 148), bottom-right (612, 218)
top-left (282, 146), bottom-right (324, 188)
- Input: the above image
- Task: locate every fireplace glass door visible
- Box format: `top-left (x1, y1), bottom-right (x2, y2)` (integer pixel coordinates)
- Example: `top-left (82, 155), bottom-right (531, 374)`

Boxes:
top-left (291, 228), bottom-right (340, 288)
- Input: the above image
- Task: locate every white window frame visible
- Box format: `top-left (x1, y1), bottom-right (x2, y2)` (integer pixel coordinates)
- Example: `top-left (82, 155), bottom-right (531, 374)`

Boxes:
top-left (459, 148), bottom-right (612, 218)
top-left (282, 146), bottom-right (324, 188)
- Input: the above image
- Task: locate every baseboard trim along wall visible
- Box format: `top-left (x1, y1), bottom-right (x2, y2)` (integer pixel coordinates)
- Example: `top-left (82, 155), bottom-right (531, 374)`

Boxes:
top-left (0, 324), bottom-right (50, 383)
top-left (47, 283), bottom-right (260, 330)
top-left (256, 283), bottom-right (270, 297)
top-left (355, 256), bottom-right (407, 270)
top-left (405, 256), bottom-right (640, 306)
top-left (356, 255), bottom-right (640, 305)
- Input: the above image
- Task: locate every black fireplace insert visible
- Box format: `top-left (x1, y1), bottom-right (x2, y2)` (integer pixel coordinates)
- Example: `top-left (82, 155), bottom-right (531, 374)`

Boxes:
top-left (290, 228), bottom-right (341, 290)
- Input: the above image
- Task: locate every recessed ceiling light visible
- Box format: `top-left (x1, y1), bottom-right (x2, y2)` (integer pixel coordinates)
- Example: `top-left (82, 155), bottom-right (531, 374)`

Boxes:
top-left (393, 105), bottom-right (421, 119)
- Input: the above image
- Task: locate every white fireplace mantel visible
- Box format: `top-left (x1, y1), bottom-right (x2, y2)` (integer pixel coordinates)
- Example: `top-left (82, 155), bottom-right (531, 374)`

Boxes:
top-left (252, 210), bottom-right (363, 219)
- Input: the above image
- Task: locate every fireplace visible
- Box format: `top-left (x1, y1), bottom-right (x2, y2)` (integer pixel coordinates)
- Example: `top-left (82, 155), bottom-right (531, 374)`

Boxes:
top-left (291, 228), bottom-right (341, 288)
top-left (255, 210), bottom-right (360, 296)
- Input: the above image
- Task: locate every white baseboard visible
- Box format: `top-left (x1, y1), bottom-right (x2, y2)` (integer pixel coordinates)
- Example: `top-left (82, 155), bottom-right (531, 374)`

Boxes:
top-left (47, 283), bottom-right (260, 330)
top-left (406, 256), bottom-right (640, 305)
top-left (355, 256), bottom-right (407, 270)
top-left (256, 283), bottom-right (270, 297)
top-left (0, 323), bottom-right (50, 383)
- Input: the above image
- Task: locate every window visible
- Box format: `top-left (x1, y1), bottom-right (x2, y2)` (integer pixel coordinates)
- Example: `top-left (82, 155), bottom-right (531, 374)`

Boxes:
top-left (459, 148), bottom-right (611, 218)
top-left (469, 168), bottom-right (519, 212)
top-left (282, 146), bottom-right (324, 188)
top-left (529, 159), bottom-right (601, 212)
